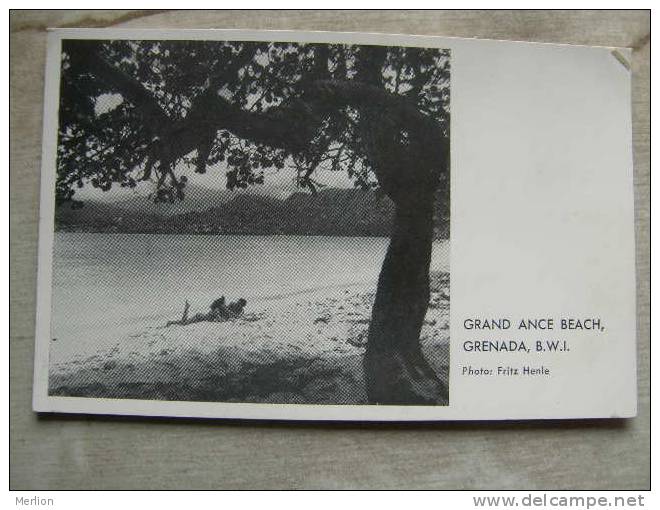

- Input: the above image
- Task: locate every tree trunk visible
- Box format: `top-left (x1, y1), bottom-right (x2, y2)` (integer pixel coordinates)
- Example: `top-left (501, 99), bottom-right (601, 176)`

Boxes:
top-left (364, 191), bottom-right (448, 405)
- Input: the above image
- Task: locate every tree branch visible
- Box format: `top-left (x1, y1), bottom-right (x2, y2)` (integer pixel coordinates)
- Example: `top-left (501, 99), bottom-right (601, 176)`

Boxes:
top-left (72, 44), bottom-right (445, 195)
top-left (70, 41), bottom-right (172, 128)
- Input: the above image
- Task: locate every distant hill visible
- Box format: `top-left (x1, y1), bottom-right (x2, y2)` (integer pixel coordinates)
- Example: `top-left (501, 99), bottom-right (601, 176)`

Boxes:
top-left (55, 188), bottom-right (449, 239)
top-left (110, 183), bottom-right (233, 216)
top-left (173, 188), bottom-right (396, 237)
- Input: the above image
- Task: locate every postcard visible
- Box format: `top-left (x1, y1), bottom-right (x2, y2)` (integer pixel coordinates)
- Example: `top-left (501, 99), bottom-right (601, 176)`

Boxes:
top-left (32, 28), bottom-right (636, 420)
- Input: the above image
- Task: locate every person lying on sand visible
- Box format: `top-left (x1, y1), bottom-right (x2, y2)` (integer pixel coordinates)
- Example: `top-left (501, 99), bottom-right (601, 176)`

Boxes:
top-left (166, 297), bottom-right (248, 326)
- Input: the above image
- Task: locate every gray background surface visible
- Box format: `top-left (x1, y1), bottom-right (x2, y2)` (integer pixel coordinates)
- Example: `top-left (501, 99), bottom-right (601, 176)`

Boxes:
top-left (10, 10), bottom-right (650, 490)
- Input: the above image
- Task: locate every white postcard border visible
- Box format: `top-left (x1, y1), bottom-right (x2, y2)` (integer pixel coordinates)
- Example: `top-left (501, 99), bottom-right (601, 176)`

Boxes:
top-left (32, 28), bottom-right (636, 421)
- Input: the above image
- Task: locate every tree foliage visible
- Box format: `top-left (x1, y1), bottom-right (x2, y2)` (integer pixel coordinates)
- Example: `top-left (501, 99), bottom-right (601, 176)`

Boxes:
top-left (57, 39), bottom-right (450, 210)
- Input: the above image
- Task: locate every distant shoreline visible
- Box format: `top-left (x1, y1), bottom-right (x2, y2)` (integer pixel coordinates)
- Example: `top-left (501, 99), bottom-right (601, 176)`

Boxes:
top-left (54, 187), bottom-right (450, 239)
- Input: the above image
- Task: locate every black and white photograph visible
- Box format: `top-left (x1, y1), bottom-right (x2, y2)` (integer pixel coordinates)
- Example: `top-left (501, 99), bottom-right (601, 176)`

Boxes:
top-left (12, 11), bottom-right (647, 494)
top-left (46, 36), bottom-right (451, 407)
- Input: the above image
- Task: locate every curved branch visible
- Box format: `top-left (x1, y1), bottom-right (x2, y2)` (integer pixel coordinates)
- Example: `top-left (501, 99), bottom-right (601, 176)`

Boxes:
top-left (72, 44), bottom-right (446, 193)
top-left (181, 78), bottom-right (442, 150)
top-left (70, 41), bottom-right (172, 128)
top-left (310, 79), bottom-right (442, 136)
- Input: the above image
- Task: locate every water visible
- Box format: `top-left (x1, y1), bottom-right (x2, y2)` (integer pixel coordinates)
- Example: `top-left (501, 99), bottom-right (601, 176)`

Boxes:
top-left (51, 233), bottom-right (450, 347)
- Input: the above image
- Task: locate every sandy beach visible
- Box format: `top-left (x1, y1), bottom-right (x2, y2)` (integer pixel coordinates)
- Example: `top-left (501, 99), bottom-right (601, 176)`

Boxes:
top-left (49, 273), bottom-right (450, 404)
